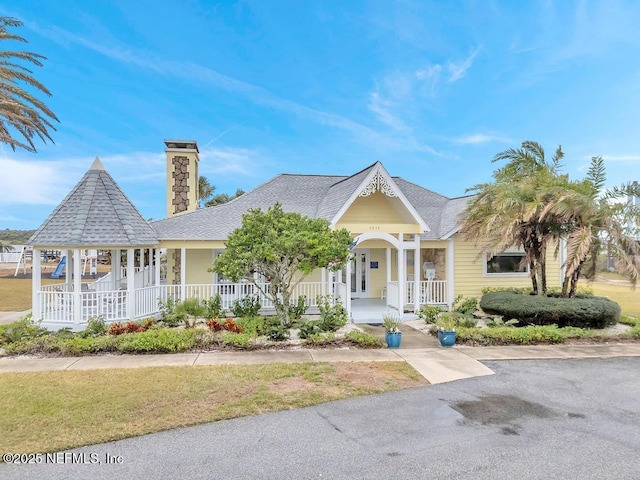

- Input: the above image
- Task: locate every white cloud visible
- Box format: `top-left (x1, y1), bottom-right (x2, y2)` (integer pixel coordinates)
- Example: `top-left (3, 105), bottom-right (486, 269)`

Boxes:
top-left (32, 24), bottom-right (413, 154)
top-left (447, 45), bottom-right (483, 83)
top-left (368, 92), bottom-right (407, 131)
top-left (0, 157), bottom-right (80, 206)
top-left (199, 146), bottom-right (268, 176)
top-left (602, 155), bottom-right (640, 163)
top-left (454, 133), bottom-right (512, 145)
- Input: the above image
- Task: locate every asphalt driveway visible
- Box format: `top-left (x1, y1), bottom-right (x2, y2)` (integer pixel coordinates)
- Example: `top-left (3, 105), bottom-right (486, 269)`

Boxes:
top-left (2, 357), bottom-right (639, 479)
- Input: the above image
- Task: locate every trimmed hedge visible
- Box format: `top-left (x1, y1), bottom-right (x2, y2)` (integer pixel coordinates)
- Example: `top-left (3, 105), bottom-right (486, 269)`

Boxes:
top-left (480, 291), bottom-right (620, 329)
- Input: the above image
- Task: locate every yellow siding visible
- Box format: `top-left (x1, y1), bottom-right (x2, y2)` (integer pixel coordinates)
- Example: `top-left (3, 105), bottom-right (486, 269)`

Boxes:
top-left (369, 249), bottom-right (388, 298)
top-left (185, 249), bottom-right (214, 284)
top-left (339, 191), bottom-right (406, 223)
top-left (452, 235), bottom-right (563, 298)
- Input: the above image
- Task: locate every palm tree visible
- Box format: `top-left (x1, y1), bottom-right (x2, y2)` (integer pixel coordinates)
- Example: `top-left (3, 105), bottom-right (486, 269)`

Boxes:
top-left (0, 17), bottom-right (59, 153)
top-left (460, 141), bottom-right (565, 295)
top-left (198, 176), bottom-right (215, 207)
top-left (544, 157), bottom-right (640, 296)
top-left (205, 187), bottom-right (245, 207)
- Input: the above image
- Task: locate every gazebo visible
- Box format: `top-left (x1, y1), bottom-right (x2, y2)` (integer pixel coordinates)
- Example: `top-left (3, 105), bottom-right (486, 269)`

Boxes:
top-left (29, 157), bottom-right (161, 330)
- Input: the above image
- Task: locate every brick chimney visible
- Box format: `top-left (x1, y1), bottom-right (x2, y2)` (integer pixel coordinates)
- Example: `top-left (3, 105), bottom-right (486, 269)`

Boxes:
top-left (164, 139), bottom-right (199, 217)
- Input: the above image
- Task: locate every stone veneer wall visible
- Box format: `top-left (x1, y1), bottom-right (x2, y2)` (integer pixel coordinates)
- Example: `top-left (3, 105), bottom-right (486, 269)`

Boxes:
top-left (173, 249), bottom-right (181, 285)
top-left (171, 156), bottom-right (191, 215)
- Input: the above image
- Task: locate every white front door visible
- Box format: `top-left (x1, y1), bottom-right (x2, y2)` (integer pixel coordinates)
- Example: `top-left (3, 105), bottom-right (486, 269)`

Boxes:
top-left (350, 249), bottom-right (370, 298)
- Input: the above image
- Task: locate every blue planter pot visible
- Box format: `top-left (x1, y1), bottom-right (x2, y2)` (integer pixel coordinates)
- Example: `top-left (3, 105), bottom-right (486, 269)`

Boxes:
top-left (385, 332), bottom-right (402, 349)
top-left (439, 330), bottom-right (456, 347)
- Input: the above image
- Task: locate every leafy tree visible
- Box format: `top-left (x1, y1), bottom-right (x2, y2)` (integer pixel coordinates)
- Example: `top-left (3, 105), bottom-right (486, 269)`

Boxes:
top-left (212, 203), bottom-right (352, 326)
top-left (460, 141), bottom-right (565, 295)
top-left (0, 17), bottom-right (58, 152)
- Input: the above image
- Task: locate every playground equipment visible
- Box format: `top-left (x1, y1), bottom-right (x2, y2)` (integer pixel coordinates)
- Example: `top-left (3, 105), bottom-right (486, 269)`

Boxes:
top-left (49, 250), bottom-right (98, 279)
top-left (12, 246), bottom-right (28, 277)
top-left (51, 256), bottom-right (67, 279)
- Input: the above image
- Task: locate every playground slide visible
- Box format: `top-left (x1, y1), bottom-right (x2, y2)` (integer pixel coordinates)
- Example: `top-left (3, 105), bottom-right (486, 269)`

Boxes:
top-left (51, 256), bottom-right (66, 279)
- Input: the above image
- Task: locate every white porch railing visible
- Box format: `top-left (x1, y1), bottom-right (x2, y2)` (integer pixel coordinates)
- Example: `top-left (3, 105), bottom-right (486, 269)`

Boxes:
top-left (406, 280), bottom-right (447, 305)
top-left (37, 281), bottom-right (340, 326)
top-left (386, 281), bottom-right (399, 308)
top-left (334, 281), bottom-right (347, 305)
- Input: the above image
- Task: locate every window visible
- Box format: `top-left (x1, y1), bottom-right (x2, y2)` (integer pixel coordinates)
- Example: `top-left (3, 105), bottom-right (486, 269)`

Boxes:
top-left (485, 252), bottom-right (528, 276)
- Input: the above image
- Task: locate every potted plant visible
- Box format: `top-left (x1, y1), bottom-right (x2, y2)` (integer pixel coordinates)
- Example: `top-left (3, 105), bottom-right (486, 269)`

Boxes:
top-left (436, 312), bottom-right (458, 347)
top-left (382, 312), bottom-right (402, 348)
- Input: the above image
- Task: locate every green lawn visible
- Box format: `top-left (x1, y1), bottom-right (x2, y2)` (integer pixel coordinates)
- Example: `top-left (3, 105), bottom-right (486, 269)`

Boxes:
top-left (591, 281), bottom-right (639, 317)
top-left (0, 362), bottom-right (426, 455)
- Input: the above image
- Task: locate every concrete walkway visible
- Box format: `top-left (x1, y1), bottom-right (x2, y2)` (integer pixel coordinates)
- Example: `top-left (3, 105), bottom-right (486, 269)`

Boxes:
top-left (0, 309), bottom-right (30, 325)
top-left (2, 320), bottom-right (639, 383)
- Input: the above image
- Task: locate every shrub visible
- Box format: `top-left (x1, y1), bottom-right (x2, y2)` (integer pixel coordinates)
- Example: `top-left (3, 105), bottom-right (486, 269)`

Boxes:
top-left (298, 320), bottom-right (321, 339)
top-left (82, 316), bottom-right (107, 337)
top-left (316, 295), bottom-right (347, 332)
top-left (175, 298), bottom-right (208, 327)
top-left (266, 324), bottom-right (290, 341)
top-left (288, 296), bottom-right (308, 321)
top-left (344, 331), bottom-right (383, 348)
top-left (223, 318), bottom-right (244, 333)
top-left (220, 331), bottom-right (253, 349)
top-left (456, 325), bottom-right (566, 345)
top-left (230, 295), bottom-right (261, 318)
top-left (484, 317), bottom-right (519, 328)
top-left (480, 291), bottom-right (621, 329)
top-left (157, 297), bottom-right (186, 327)
top-left (107, 319), bottom-right (153, 336)
top-left (206, 318), bottom-right (224, 332)
top-left (417, 306), bottom-right (441, 324)
top-left (116, 329), bottom-right (203, 353)
top-left (304, 332), bottom-right (337, 347)
top-left (235, 315), bottom-right (274, 336)
top-left (0, 315), bottom-right (48, 345)
top-left (57, 336), bottom-right (118, 355)
top-left (203, 294), bottom-right (225, 319)
top-left (452, 295), bottom-right (478, 315)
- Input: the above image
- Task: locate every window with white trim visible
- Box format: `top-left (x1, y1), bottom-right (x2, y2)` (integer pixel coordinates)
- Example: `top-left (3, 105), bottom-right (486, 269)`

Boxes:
top-left (484, 252), bottom-right (529, 276)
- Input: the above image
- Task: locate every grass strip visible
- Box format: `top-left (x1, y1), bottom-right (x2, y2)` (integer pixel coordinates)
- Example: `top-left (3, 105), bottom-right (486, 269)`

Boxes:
top-left (0, 362), bottom-right (426, 455)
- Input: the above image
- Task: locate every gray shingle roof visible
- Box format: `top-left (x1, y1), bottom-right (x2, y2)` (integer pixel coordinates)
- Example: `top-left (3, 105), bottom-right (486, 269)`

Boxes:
top-left (28, 157), bottom-right (159, 248)
top-left (151, 162), bottom-right (470, 241)
top-left (316, 163), bottom-right (376, 221)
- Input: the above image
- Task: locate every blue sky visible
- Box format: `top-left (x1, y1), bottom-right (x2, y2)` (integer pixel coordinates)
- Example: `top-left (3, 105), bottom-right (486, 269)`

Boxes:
top-left (2, 0), bottom-right (640, 230)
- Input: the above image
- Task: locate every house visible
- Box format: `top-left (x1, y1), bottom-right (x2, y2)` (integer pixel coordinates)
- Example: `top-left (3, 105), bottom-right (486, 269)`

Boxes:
top-left (29, 140), bottom-right (564, 330)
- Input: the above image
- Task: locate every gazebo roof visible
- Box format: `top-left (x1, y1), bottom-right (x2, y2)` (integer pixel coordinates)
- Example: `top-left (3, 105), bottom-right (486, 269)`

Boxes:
top-left (28, 157), bottom-right (159, 248)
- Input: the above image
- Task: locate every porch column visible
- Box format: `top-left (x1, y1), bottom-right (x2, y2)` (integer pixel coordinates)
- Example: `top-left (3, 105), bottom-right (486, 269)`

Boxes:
top-left (447, 238), bottom-right (455, 310)
top-left (180, 246), bottom-right (186, 301)
top-left (111, 249), bottom-right (120, 290)
top-left (143, 248), bottom-right (148, 286)
top-left (73, 249), bottom-right (82, 324)
top-left (66, 249), bottom-right (72, 290)
top-left (154, 248), bottom-right (161, 287)
top-left (397, 235), bottom-right (404, 313)
top-left (321, 268), bottom-right (327, 296)
top-left (32, 248), bottom-right (41, 320)
top-left (385, 247), bottom-right (391, 306)
top-left (413, 235), bottom-right (421, 313)
top-left (127, 248), bottom-right (135, 320)
top-left (345, 260), bottom-right (352, 320)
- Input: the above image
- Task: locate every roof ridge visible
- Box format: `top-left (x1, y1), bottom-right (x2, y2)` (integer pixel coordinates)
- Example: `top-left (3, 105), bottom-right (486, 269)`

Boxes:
top-left (328, 161), bottom-right (378, 188)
